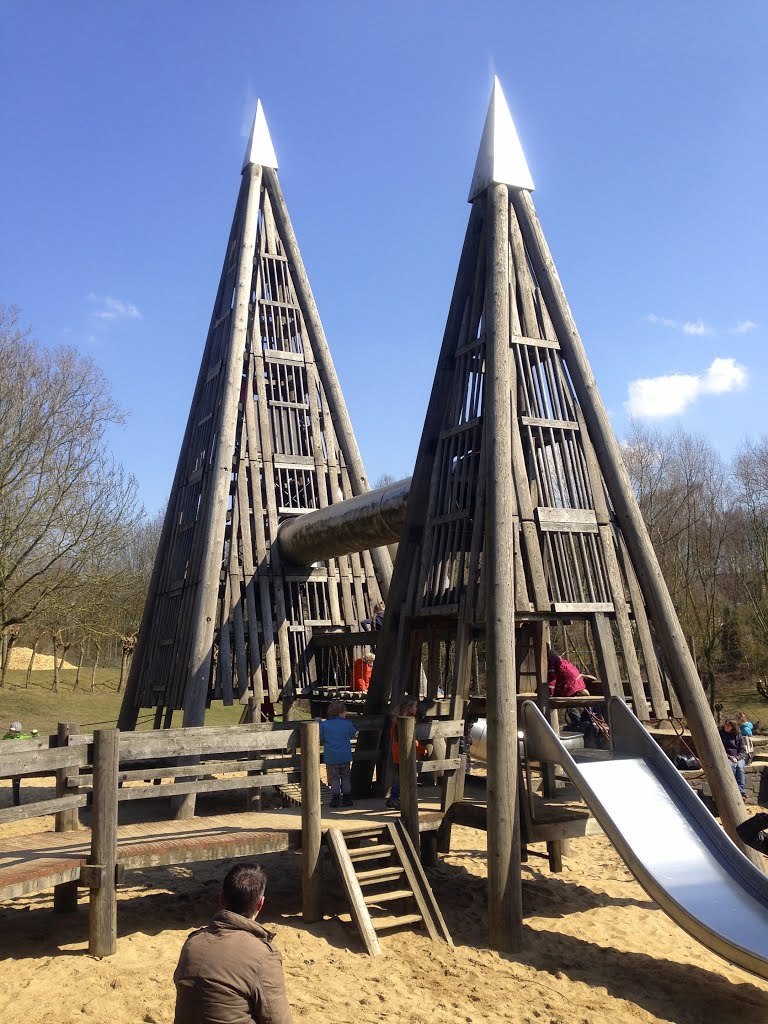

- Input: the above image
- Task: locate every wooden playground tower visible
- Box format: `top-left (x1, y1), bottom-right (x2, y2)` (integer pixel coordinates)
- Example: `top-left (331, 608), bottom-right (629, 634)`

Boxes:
top-left (119, 84), bottom-right (755, 952)
top-left (118, 102), bottom-right (392, 733)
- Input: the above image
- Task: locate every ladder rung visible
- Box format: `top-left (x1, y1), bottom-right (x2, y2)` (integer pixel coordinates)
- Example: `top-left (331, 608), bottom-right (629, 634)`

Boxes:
top-left (371, 913), bottom-right (423, 932)
top-left (347, 844), bottom-right (395, 862)
top-left (363, 889), bottom-right (414, 905)
top-left (356, 866), bottom-right (405, 885)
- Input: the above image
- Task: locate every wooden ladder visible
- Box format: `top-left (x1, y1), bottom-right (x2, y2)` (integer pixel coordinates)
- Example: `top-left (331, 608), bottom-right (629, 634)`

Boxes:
top-left (326, 820), bottom-right (453, 956)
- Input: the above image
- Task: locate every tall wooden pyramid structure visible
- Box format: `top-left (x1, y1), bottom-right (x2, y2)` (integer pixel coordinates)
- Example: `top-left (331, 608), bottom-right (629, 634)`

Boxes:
top-left (119, 103), bottom-right (391, 731)
top-left (367, 78), bottom-right (755, 949)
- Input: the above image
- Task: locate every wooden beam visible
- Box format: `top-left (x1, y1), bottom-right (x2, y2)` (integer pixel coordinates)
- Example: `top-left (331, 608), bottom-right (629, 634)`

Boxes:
top-left (88, 729), bottom-right (119, 957)
top-left (300, 721), bottom-right (322, 922)
top-left (184, 163), bottom-right (263, 730)
top-left (484, 183), bottom-right (522, 951)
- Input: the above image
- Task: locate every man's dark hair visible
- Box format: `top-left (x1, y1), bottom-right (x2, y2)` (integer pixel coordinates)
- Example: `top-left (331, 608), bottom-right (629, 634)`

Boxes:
top-left (222, 863), bottom-right (267, 916)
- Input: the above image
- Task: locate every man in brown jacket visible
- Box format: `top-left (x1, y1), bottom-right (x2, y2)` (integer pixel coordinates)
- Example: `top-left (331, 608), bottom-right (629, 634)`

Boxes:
top-left (174, 863), bottom-right (293, 1024)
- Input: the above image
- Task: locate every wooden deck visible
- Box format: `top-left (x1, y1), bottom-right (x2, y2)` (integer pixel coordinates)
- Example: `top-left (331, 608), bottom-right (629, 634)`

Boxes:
top-left (0, 798), bottom-right (444, 902)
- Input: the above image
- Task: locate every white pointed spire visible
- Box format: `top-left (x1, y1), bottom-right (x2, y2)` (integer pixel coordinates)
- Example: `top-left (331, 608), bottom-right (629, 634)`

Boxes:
top-left (468, 77), bottom-right (534, 201)
top-left (242, 100), bottom-right (278, 171)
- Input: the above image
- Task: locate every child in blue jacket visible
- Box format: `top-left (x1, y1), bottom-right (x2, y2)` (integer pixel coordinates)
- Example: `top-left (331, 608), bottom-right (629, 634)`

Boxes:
top-left (320, 701), bottom-right (357, 808)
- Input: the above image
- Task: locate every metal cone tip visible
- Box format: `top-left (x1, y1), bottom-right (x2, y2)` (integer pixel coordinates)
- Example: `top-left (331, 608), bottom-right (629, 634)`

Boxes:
top-left (468, 76), bottom-right (534, 200)
top-left (242, 100), bottom-right (278, 171)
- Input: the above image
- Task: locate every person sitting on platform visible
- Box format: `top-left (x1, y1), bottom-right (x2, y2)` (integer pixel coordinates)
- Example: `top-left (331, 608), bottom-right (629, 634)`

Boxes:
top-left (737, 811), bottom-right (768, 854)
top-left (350, 651), bottom-right (375, 692)
top-left (361, 601), bottom-right (385, 631)
top-left (385, 697), bottom-right (427, 810)
top-left (719, 717), bottom-right (747, 799)
top-left (319, 700), bottom-right (357, 808)
top-left (173, 862), bottom-right (293, 1024)
top-left (547, 649), bottom-right (590, 699)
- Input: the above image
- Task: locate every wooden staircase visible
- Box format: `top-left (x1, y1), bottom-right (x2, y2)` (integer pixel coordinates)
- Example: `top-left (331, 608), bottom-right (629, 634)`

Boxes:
top-left (326, 820), bottom-right (453, 956)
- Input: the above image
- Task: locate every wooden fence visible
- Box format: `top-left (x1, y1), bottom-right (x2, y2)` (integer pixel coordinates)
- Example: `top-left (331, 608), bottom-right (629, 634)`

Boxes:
top-left (0, 714), bottom-right (464, 957)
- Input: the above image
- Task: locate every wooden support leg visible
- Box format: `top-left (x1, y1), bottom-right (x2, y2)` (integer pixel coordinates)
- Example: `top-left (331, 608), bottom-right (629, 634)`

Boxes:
top-left (399, 715), bottom-right (420, 852)
top-left (89, 729), bottom-right (119, 957)
top-left (421, 831), bottom-right (439, 867)
top-left (300, 721), bottom-right (322, 922)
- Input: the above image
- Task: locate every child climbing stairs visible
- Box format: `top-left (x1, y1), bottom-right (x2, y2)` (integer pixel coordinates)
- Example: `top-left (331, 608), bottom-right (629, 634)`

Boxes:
top-left (326, 820), bottom-right (453, 956)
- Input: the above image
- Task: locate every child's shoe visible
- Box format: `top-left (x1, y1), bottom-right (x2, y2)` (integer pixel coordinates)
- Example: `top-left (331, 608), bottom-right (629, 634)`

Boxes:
top-left (329, 795), bottom-right (340, 808)
top-left (341, 795), bottom-right (354, 807)
top-left (385, 798), bottom-right (400, 810)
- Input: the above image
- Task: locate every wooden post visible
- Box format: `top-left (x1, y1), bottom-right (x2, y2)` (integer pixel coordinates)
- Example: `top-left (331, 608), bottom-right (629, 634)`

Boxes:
top-left (183, 163), bottom-right (263, 731)
top-left (485, 183), bottom-right (522, 951)
top-left (54, 721), bottom-right (80, 913)
top-left (300, 721), bottom-right (322, 922)
top-left (88, 729), bottom-right (119, 957)
top-left (399, 715), bottom-right (420, 851)
top-left (243, 697), bottom-right (262, 811)
top-left (512, 188), bottom-right (762, 868)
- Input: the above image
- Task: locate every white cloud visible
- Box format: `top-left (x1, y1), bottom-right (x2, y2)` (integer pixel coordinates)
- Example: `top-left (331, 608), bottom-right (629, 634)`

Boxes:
top-left (702, 357), bottom-right (747, 394)
top-left (682, 319), bottom-right (711, 336)
top-left (644, 313), bottom-right (679, 329)
top-left (729, 319), bottom-right (758, 334)
top-left (87, 294), bottom-right (143, 322)
top-left (624, 357), bottom-right (747, 419)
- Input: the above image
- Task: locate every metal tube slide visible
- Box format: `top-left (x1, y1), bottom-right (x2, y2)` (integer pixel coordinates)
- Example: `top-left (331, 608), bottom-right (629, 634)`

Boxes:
top-left (277, 477), bottom-right (411, 566)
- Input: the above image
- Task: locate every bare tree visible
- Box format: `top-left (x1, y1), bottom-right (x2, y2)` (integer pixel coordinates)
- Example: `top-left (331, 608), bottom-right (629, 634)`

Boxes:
top-left (624, 424), bottom-right (735, 706)
top-left (0, 306), bottom-right (141, 682)
top-left (732, 437), bottom-right (768, 671)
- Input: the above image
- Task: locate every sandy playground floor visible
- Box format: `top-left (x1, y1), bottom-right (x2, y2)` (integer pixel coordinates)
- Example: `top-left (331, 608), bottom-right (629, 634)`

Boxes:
top-left (0, 784), bottom-right (767, 1024)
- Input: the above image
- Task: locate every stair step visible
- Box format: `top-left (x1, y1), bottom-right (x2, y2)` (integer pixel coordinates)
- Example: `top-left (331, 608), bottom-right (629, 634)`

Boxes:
top-left (341, 826), bottom-right (387, 841)
top-left (356, 866), bottom-right (405, 885)
top-left (363, 889), bottom-right (414, 906)
top-left (347, 844), bottom-right (395, 862)
top-left (371, 913), bottom-right (423, 932)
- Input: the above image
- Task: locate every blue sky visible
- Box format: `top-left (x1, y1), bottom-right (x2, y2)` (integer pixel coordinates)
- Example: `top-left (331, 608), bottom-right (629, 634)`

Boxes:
top-left (2, 2), bottom-right (766, 514)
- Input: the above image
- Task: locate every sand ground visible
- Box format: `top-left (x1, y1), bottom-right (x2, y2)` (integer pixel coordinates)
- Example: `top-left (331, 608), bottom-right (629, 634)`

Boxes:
top-left (1, 781), bottom-right (767, 1024)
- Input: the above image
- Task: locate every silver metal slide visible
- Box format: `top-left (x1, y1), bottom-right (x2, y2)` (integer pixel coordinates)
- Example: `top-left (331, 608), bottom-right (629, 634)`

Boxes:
top-left (521, 697), bottom-right (768, 979)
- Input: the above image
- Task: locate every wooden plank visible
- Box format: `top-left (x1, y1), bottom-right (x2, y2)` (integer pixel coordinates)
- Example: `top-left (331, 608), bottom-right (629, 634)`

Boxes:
top-left (325, 828), bottom-right (381, 956)
top-left (391, 820), bottom-right (453, 945)
top-left (511, 334), bottom-right (560, 350)
top-left (552, 602), bottom-right (614, 614)
top-left (521, 415), bottom-right (579, 430)
top-left (114, 771), bottom-right (302, 802)
top-left (535, 507), bottom-right (599, 533)
top-left (0, 744), bottom-right (88, 776)
top-left (117, 727), bottom-right (300, 761)
top-left (0, 794), bottom-right (87, 825)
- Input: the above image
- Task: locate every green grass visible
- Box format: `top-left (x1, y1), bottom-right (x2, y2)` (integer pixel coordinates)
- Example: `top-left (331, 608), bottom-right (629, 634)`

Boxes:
top-left (0, 668), bottom-right (246, 736)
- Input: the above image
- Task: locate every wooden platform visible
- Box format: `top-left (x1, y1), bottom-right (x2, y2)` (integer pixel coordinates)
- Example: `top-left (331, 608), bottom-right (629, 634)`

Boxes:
top-left (451, 790), bottom-right (602, 843)
top-left (0, 798), bottom-right (444, 902)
